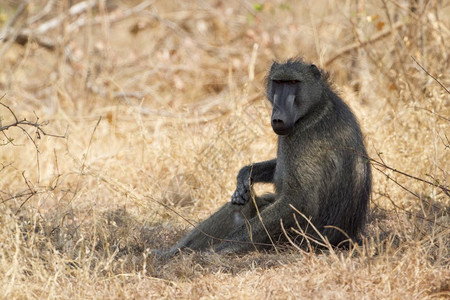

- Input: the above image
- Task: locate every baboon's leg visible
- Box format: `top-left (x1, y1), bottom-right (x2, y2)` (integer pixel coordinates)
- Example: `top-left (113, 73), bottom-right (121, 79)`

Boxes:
top-left (165, 194), bottom-right (275, 256)
top-left (214, 196), bottom-right (304, 254)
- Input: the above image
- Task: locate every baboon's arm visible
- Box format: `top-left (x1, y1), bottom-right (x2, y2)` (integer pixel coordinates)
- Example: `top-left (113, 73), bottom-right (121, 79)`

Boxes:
top-left (231, 159), bottom-right (276, 205)
top-left (248, 159), bottom-right (277, 183)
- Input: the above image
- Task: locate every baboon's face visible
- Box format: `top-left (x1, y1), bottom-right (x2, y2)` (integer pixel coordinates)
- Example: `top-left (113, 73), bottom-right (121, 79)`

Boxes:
top-left (267, 61), bottom-right (322, 136)
top-left (269, 79), bottom-right (300, 135)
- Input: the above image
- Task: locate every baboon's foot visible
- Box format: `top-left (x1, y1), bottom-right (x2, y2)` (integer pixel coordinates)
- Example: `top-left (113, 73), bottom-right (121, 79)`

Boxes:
top-left (231, 188), bottom-right (251, 205)
top-left (150, 248), bottom-right (177, 260)
top-left (231, 167), bottom-right (252, 205)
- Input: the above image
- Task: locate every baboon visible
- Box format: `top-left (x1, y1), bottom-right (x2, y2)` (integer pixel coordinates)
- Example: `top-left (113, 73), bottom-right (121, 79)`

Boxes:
top-left (161, 58), bottom-right (371, 256)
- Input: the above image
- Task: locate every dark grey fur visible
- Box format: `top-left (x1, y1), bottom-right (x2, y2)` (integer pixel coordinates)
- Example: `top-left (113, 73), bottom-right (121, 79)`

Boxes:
top-left (162, 58), bottom-right (371, 256)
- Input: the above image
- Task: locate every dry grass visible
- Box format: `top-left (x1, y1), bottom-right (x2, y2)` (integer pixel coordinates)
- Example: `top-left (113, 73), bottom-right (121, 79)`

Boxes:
top-left (0, 0), bottom-right (449, 299)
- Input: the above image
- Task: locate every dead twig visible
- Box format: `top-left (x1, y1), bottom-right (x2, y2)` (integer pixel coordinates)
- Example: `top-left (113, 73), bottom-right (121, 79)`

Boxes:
top-left (1, 97), bottom-right (66, 186)
top-left (0, 0), bottom-right (30, 38)
top-left (381, 0), bottom-right (416, 102)
top-left (0, 100), bottom-right (67, 140)
top-left (15, 172), bottom-right (37, 214)
top-left (370, 155), bottom-right (449, 198)
top-left (411, 56), bottom-right (450, 94)
top-left (27, 0), bottom-right (57, 25)
top-left (413, 106), bottom-right (450, 122)
top-left (0, 0), bottom-right (30, 58)
top-left (9, 0), bottom-right (102, 50)
top-left (325, 21), bottom-right (404, 66)
top-left (1, 0), bottom-right (151, 51)
top-left (91, 170), bottom-right (274, 249)
top-left (67, 0), bottom-right (154, 33)
top-left (24, 0), bottom-right (100, 35)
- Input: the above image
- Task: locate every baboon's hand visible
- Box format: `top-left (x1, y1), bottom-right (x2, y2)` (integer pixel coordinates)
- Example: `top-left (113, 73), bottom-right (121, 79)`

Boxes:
top-left (231, 166), bottom-right (251, 205)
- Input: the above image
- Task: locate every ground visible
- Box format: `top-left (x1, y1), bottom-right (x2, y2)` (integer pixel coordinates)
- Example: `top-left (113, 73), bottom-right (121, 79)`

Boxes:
top-left (0, 0), bottom-right (449, 299)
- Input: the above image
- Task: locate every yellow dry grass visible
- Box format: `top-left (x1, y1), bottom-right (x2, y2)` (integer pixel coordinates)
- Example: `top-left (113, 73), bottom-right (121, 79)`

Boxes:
top-left (0, 0), bottom-right (449, 299)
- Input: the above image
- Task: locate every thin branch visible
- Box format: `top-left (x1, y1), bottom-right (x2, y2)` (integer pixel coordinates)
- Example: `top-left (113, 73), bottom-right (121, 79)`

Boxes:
top-left (94, 172), bottom-right (274, 248)
top-left (325, 21), bottom-right (404, 66)
top-left (413, 106), bottom-right (450, 122)
top-left (27, 0), bottom-right (100, 35)
top-left (411, 55), bottom-right (450, 94)
top-left (0, 0), bottom-right (30, 39)
top-left (374, 193), bottom-right (450, 229)
top-left (2, 0), bottom-right (157, 52)
top-left (144, 194), bottom-right (274, 248)
top-left (335, 145), bottom-right (449, 198)
top-left (380, 0), bottom-right (416, 101)
top-left (27, 0), bottom-right (57, 25)
top-left (370, 156), bottom-right (449, 197)
top-left (16, 172), bottom-right (37, 214)
top-left (9, 0), bottom-right (101, 51)
top-left (66, 0), bottom-right (155, 33)
top-left (0, 162), bottom-right (13, 172)
top-left (373, 165), bottom-right (420, 199)
top-left (67, 117), bottom-right (102, 206)
top-left (0, 101), bottom-right (67, 139)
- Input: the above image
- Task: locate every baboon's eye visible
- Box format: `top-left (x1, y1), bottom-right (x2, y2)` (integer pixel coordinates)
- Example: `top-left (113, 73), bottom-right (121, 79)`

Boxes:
top-left (273, 80), bottom-right (300, 84)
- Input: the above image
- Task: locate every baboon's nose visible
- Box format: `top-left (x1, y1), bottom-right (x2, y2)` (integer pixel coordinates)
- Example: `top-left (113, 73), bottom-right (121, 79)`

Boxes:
top-left (272, 118), bottom-right (291, 135)
top-left (272, 118), bottom-right (284, 128)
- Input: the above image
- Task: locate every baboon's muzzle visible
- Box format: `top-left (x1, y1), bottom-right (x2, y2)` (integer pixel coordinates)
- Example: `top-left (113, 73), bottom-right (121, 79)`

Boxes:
top-left (271, 93), bottom-right (296, 136)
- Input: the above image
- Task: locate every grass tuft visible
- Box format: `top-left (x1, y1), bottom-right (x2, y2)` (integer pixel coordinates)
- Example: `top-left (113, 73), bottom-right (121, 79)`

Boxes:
top-left (0, 0), bottom-right (449, 298)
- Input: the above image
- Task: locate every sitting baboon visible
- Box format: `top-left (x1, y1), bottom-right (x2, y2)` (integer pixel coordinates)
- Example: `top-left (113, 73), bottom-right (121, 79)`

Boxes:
top-left (161, 58), bottom-right (371, 256)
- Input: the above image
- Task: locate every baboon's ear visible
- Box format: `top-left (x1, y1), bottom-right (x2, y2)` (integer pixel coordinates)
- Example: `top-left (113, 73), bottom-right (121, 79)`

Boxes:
top-left (271, 61), bottom-right (280, 69)
top-left (310, 64), bottom-right (321, 79)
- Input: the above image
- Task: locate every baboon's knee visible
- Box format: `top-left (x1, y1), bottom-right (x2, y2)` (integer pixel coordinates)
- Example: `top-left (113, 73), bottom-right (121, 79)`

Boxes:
top-left (233, 193), bottom-right (275, 223)
top-left (233, 210), bottom-right (246, 227)
top-left (258, 193), bottom-right (276, 206)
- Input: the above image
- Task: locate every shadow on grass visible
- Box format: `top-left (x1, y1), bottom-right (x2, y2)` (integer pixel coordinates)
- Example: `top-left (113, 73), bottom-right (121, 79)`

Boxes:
top-left (12, 203), bottom-right (449, 281)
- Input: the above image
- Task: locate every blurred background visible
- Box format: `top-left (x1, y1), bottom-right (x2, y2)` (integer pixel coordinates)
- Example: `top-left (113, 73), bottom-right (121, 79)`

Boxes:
top-left (0, 0), bottom-right (448, 298)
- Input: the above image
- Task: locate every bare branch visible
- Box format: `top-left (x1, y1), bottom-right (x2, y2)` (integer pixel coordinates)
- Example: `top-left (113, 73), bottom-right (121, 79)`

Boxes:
top-left (2, 0), bottom-right (154, 51)
top-left (66, 0), bottom-right (155, 33)
top-left (411, 56), bottom-right (450, 94)
top-left (27, 0), bottom-right (57, 25)
top-left (0, 100), bottom-right (67, 139)
top-left (338, 145), bottom-right (449, 198)
top-left (0, 0), bottom-right (30, 38)
top-left (29, 0), bottom-right (100, 35)
top-left (413, 106), bottom-right (450, 122)
top-left (370, 156), bottom-right (449, 197)
top-left (325, 22), bottom-right (404, 66)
